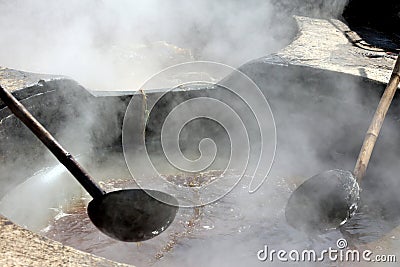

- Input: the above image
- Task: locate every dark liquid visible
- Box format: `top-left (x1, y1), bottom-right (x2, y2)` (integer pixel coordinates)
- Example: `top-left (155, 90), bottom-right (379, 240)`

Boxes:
top-left (2, 150), bottom-right (399, 266)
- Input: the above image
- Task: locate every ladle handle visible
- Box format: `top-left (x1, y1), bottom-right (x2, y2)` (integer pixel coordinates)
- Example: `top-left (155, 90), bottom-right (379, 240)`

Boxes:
top-left (354, 55), bottom-right (400, 181)
top-left (0, 85), bottom-right (105, 199)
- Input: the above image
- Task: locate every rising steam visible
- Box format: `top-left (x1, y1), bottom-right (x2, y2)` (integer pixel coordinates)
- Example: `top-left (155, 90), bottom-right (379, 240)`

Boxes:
top-left (0, 0), bottom-right (300, 90)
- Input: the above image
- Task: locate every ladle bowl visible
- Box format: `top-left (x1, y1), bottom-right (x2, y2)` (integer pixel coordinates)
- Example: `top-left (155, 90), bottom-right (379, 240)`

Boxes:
top-left (285, 169), bottom-right (359, 232)
top-left (88, 189), bottom-right (178, 242)
top-left (285, 55), bottom-right (400, 232)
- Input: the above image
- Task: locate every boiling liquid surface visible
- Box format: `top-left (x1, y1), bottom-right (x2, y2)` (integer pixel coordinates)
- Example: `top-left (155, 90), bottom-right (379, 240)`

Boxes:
top-left (0, 150), bottom-right (398, 266)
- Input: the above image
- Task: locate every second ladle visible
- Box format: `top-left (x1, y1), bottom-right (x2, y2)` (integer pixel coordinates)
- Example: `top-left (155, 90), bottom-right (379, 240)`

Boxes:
top-left (0, 85), bottom-right (179, 242)
top-left (285, 55), bottom-right (400, 232)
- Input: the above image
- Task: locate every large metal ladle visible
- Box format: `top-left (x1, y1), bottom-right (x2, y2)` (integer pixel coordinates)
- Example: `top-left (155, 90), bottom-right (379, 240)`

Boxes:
top-left (286, 55), bottom-right (400, 232)
top-left (0, 85), bottom-right (178, 242)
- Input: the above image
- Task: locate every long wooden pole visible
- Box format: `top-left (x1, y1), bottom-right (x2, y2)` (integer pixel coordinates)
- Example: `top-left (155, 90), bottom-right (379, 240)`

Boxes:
top-left (0, 86), bottom-right (105, 199)
top-left (354, 55), bottom-right (400, 181)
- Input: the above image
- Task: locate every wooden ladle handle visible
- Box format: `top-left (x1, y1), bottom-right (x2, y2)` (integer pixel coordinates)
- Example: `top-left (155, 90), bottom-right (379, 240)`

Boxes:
top-left (0, 85), bottom-right (105, 199)
top-left (354, 55), bottom-right (400, 181)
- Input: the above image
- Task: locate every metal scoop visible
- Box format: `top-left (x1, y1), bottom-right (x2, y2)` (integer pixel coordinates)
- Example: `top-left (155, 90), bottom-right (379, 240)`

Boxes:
top-left (0, 85), bottom-right (178, 242)
top-left (286, 55), bottom-right (400, 232)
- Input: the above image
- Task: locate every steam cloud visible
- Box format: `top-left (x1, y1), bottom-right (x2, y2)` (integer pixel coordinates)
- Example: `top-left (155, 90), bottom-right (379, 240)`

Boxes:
top-left (0, 0), bottom-right (300, 90)
top-left (0, 0), bottom-right (351, 90)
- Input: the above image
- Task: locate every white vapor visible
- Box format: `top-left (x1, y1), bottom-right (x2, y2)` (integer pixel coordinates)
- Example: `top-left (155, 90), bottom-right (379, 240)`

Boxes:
top-left (0, 0), bottom-right (298, 90)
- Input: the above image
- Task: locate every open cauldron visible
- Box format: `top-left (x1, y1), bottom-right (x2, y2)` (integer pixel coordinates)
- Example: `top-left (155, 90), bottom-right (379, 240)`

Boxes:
top-left (1, 58), bottom-right (400, 265)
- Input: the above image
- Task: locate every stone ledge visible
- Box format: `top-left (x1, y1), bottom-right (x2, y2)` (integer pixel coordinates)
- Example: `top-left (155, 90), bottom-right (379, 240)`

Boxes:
top-left (0, 67), bottom-right (65, 93)
top-left (277, 16), bottom-right (398, 86)
top-left (0, 216), bottom-right (132, 267)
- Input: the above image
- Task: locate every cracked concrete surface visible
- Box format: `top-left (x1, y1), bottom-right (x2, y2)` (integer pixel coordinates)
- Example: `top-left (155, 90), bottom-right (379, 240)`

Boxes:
top-left (0, 217), bottom-right (130, 267)
top-left (278, 16), bottom-right (398, 85)
top-left (0, 67), bottom-right (64, 93)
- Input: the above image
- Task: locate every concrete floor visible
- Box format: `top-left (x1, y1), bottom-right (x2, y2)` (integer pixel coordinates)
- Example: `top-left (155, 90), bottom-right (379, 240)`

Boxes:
top-left (0, 216), bottom-right (130, 266)
top-left (278, 16), bottom-right (398, 84)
